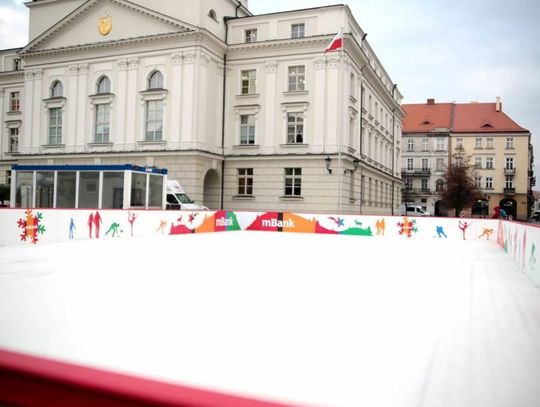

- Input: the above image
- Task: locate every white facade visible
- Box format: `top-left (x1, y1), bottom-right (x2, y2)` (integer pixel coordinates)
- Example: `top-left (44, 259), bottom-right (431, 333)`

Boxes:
top-left (0, 0), bottom-right (403, 214)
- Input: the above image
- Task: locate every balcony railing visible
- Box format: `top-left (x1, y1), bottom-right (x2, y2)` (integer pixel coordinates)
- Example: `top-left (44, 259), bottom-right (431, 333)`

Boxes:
top-left (403, 188), bottom-right (432, 195)
top-left (504, 167), bottom-right (516, 175)
top-left (401, 168), bottom-right (431, 177)
top-left (503, 187), bottom-right (516, 196)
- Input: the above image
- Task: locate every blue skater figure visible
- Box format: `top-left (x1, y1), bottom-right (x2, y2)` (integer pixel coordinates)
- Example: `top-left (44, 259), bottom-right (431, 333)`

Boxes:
top-left (69, 218), bottom-right (76, 239)
top-left (436, 225), bottom-right (447, 238)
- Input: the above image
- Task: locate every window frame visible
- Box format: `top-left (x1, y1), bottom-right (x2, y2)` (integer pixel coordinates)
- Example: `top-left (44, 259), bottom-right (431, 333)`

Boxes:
top-left (245, 28), bottom-right (257, 43)
top-left (287, 112), bottom-right (304, 144)
top-left (96, 76), bottom-right (111, 94)
top-left (240, 69), bottom-right (256, 95)
top-left (94, 103), bottom-right (111, 143)
top-left (284, 167), bottom-right (302, 197)
top-left (291, 23), bottom-right (305, 39)
top-left (239, 114), bottom-right (256, 145)
top-left (48, 107), bottom-right (63, 145)
top-left (10, 91), bottom-right (20, 112)
top-left (287, 65), bottom-right (306, 92)
top-left (237, 168), bottom-right (254, 196)
top-left (148, 70), bottom-right (164, 90)
top-left (144, 100), bottom-right (163, 141)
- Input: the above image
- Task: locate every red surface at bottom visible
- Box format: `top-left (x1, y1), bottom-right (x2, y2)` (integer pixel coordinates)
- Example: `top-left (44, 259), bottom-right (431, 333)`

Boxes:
top-left (0, 348), bottom-right (293, 407)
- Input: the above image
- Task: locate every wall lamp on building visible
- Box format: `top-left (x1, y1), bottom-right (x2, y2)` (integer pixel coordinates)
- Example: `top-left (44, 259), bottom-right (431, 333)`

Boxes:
top-left (344, 158), bottom-right (360, 174)
top-left (325, 156), bottom-right (332, 174)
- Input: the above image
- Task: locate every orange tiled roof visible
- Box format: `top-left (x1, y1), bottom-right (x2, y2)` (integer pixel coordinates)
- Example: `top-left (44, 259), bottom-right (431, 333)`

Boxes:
top-left (403, 100), bottom-right (528, 134)
top-left (403, 103), bottom-right (453, 132)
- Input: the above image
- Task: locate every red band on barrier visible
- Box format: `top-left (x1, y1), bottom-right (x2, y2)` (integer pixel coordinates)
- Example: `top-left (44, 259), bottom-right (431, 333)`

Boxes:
top-left (0, 348), bottom-right (292, 407)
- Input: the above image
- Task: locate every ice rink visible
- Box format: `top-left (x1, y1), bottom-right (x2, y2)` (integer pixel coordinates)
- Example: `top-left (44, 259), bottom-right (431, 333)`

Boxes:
top-left (1, 231), bottom-right (540, 407)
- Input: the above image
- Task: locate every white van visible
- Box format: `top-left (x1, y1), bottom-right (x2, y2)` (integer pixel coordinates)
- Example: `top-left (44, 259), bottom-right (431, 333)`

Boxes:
top-left (400, 204), bottom-right (431, 217)
top-left (166, 180), bottom-right (208, 210)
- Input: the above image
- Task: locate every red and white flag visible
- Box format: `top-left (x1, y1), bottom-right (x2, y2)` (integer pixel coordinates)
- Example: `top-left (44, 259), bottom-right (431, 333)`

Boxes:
top-left (325, 29), bottom-right (343, 52)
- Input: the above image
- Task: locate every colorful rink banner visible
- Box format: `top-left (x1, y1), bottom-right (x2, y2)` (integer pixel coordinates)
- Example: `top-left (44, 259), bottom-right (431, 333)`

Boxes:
top-left (1, 208), bottom-right (539, 286)
top-left (1, 209), bottom-right (501, 245)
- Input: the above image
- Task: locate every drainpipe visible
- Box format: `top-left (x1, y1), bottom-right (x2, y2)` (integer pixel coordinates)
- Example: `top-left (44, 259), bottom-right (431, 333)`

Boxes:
top-left (220, 16), bottom-right (233, 210)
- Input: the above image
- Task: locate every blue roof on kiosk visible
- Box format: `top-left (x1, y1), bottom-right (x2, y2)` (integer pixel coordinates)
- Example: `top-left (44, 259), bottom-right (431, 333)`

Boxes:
top-left (11, 164), bottom-right (168, 174)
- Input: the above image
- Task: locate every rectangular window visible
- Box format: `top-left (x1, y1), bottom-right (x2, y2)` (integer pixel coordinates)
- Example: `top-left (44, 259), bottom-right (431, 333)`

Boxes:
top-left (421, 178), bottom-right (428, 191)
top-left (241, 69), bottom-right (256, 94)
top-left (245, 28), bottom-right (257, 43)
top-left (436, 138), bottom-right (444, 151)
top-left (506, 137), bottom-right (514, 149)
top-left (145, 100), bottom-right (163, 141)
top-left (407, 139), bottom-right (414, 151)
top-left (288, 65), bottom-right (305, 91)
top-left (9, 128), bottom-right (18, 153)
top-left (101, 172), bottom-right (125, 209)
top-left (349, 117), bottom-right (354, 148)
top-left (95, 103), bottom-right (111, 143)
top-left (486, 138), bottom-right (494, 149)
top-left (36, 171), bottom-right (54, 208)
top-left (421, 158), bottom-right (428, 170)
top-left (485, 157), bottom-right (494, 169)
top-left (475, 176), bottom-right (482, 188)
top-left (78, 172), bottom-right (99, 208)
top-left (422, 138), bottom-right (429, 151)
top-left (237, 168), bottom-right (253, 196)
top-left (350, 73), bottom-right (355, 97)
top-left (456, 138), bottom-right (463, 148)
top-left (287, 112), bottom-right (304, 143)
top-left (407, 158), bottom-right (414, 171)
top-left (240, 114), bottom-right (255, 145)
top-left (16, 171), bottom-right (33, 208)
top-left (291, 23), bottom-right (305, 38)
top-left (475, 137), bottom-right (482, 148)
top-left (284, 168), bottom-right (302, 196)
top-left (506, 157), bottom-right (514, 169)
top-left (56, 172), bottom-right (76, 208)
top-left (131, 172), bottom-right (147, 207)
top-left (475, 157), bottom-right (482, 168)
top-left (361, 175), bottom-right (365, 203)
top-left (436, 158), bottom-right (444, 171)
top-left (485, 177), bottom-right (493, 189)
top-left (10, 91), bottom-right (20, 112)
top-left (13, 59), bottom-right (21, 71)
top-left (48, 107), bottom-right (63, 145)
top-left (505, 176), bottom-right (513, 189)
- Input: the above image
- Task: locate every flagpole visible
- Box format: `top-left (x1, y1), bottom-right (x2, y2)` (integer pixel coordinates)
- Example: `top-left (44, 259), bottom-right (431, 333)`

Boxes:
top-left (337, 27), bottom-right (344, 214)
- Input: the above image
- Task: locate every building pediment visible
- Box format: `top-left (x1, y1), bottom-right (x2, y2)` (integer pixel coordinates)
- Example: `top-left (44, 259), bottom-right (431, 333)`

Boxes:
top-left (20, 0), bottom-right (195, 55)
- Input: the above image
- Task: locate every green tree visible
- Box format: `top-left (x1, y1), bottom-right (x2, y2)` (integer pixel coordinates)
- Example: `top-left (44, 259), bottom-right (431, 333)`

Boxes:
top-left (439, 149), bottom-right (481, 217)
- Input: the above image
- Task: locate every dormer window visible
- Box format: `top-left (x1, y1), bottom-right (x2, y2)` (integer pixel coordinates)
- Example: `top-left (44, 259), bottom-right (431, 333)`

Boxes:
top-left (148, 70), bottom-right (163, 90)
top-left (51, 80), bottom-right (63, 98)
top-left (481, 123), bottom-right (493, 128)
top-left (96, 76), bottom-right (111, 93)
top-left (421, 120), bottom-right (432, 125)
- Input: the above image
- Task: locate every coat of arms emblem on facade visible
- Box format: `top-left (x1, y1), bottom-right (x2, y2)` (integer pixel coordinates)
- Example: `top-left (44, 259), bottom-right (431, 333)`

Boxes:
top-left (98, 14), bottom-right (112, 36)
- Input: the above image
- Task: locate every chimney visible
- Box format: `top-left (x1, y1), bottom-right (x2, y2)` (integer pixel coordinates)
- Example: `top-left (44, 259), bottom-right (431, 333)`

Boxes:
top-left (427, 98), bottom-right (435, 105)
top-left (496, 96), bottom-right (502, 112)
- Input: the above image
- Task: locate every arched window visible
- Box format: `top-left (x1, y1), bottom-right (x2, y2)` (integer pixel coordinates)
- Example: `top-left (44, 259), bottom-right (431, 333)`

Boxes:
top-left (97, 76), bottom-right (111, 93)
top-left (148, 70), bottom-right (163, 90)
top-left (208, 9), bottom-right (217, 21)
top-left (51, 80), bottom-right (63, 97)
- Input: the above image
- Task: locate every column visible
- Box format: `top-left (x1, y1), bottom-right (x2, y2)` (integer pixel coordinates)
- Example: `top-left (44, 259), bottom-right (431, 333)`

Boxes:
top-left (66, 64), bottom-right (78, 150)
top-left (264, 61), bottom-right (277, 151)
top-left (313, 58), bottom-right (326, 150)
top-left (181, 53), bottom-right (195, 146)
top-left (22, 71), bottom-right (34, 153)
top-left (125, 58), bottom-right (138, 148)
top-left (76, 64), bottom-right (88, 151)
top-left (170, 53), bottom-right (183, 148)
top-left (116, 59), bottom-right (128, 148)
top-left (32, 69), bottom-right (43, 152)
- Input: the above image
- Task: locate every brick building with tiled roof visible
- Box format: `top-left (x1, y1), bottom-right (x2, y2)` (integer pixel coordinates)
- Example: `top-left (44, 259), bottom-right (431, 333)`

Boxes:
top-left (402, 98), bottom-right (533, 220)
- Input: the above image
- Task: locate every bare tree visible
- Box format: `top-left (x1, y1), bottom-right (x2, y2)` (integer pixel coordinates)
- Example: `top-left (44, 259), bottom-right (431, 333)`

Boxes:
top-left (439, 148), bottom-right (481, 217)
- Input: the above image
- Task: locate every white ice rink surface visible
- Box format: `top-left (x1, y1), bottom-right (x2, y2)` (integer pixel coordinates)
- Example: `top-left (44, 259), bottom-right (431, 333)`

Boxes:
top-left (1, 231), bottom-right (540, 407)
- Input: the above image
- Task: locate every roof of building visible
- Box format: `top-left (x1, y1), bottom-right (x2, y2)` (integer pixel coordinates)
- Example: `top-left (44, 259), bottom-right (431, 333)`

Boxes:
top-left (403, 99), bottom-right (529, 134)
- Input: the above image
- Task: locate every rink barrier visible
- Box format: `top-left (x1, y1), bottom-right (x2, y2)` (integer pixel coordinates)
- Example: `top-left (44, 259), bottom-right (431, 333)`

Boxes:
top-left (0, 208), bottom-right (500, 245)
top-left (0, 348), bottom-right (290, 407)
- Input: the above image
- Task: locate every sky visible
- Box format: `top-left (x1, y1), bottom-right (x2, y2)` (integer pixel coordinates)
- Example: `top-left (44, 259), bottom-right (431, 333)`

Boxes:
top-left (1, 0), bottom-right (539, 178)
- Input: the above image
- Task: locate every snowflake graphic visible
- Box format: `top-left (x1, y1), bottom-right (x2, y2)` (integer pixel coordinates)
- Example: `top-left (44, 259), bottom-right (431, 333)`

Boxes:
top-left (17, 209), bottom-right (46, 244)
top-left (397, 217), bottom-right (418, 238)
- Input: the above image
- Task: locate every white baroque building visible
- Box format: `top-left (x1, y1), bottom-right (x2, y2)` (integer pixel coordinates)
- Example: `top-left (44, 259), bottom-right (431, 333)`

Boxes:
top-left (0, 0), bottom-right (404, 214)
